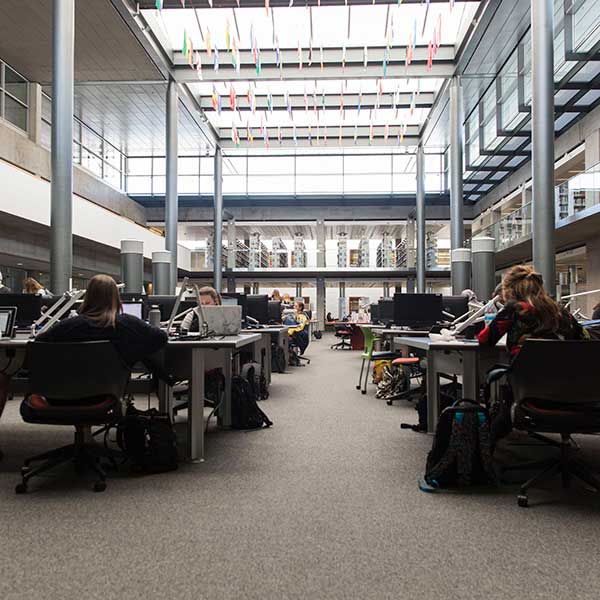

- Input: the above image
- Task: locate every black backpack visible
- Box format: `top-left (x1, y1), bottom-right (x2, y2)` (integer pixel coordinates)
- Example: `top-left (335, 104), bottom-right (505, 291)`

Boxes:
top-left (421, 399), bottom-right (496, 491)
top-left (271, 343), bottom-right (286, 373)
top-left (241, 361), bottom-right (269, 401)
top-left (116, 405), bottom-right (178, 473)
top-left (231, 369), bottom-right (273, 430)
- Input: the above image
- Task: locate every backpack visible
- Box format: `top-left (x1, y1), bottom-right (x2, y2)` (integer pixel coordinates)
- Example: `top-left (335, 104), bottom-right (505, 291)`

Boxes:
top-left (231, 369), bottom-right (273, 430)
top-left (241, 361), bottom-right (269, 401)
top-left (420, 399), bottom-right (496, 491)
top-left (271, 343), bottom-right (286, 373)
top-left (375, 363), bottom-right (408, 400)
top-left (116, 405), bottom-right (178, 473)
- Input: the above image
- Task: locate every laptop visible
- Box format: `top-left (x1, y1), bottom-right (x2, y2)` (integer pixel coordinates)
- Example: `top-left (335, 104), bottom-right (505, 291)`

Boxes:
top-left (200, 305), bottom-right (242, 336)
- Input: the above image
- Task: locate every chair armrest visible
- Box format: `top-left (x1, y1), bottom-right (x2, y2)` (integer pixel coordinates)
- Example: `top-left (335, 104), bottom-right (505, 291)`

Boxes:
top-left (486, 365), bottom-right (511, 385)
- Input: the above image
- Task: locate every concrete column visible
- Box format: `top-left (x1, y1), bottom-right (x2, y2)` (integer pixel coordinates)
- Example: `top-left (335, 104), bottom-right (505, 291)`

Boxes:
top-left (406, 218), bottom-right (416, 269)
top-left (316, 219), bottom-right (326, 268)
top-left (50, 0), bottom-right (75, 294)
top-left (451, 248), bottom-right (472, 295)
top-left (152, 251), bottom-right (172, 296)
top-left (295, 282), bottom-right (303, 298)
top-left (243, 284), bottom-right (251, 295)
top-left (165, 79), bottom-right (179, 293)
top-left (227, 275), bottom-right (236, 293)
top-left (214, 146), bottom-right (224, 291)
top-left (227, 216), bottom-right (236, 270)
top-left (120, 240), bottom-right (144, 294)
top-left (449, 77), bottom-right (465, 252)
top-left (251, 282), bottom-right (259, 294)
top-left (416, 144), bottom-right (426, 293)
top-left (471, 236), bottom-right (495, 301)
top-left (406, 278), bottom-right (415, 294)
top-left (395, 284), bottom-right (402, 294)
top-left (28, 82), bottom-right (43, 145)
top-left (531, 0), bottom-right (556, 290)
top-left (316, 277), bottom-right (325, 330)
top-left (383, 282), bottom-right (390, 298)
top-left (338, 281), bottom-right (346, 319)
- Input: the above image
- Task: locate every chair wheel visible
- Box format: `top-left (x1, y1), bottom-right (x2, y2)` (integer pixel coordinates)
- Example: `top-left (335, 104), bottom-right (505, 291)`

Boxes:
top-left (386, 400), bottom-right (393, 406)
top-left (517, 494), bottom-right (528, 508)
top-left (93, 481), bottom-right (107, 493)
top-left (15, 482), bottom-right (27, 494)
top-left (21, 466), bottom-right (29, 476)
top-left (361, 390), bottom-right (367, 395)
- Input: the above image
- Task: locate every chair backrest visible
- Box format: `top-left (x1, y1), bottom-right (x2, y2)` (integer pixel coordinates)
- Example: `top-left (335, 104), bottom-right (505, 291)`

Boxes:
top-left (26, 341), bottom-right (131, 401)
top-left (509, 339), bottom-right (600, 405)
top-left (362, 326), bottom-right (376, 354)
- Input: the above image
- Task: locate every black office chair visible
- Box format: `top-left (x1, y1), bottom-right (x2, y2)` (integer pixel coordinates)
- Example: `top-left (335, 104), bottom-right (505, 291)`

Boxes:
top-left (331, 324), bottom-right (352, 350)
top-left (17, 341), bottom-right (131, 494)
top-left (499, 339), bottom-right (600, 507)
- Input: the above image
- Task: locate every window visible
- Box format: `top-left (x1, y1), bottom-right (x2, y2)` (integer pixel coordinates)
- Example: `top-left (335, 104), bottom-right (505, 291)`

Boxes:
top-left (0, 60), bottom-right (28, 134)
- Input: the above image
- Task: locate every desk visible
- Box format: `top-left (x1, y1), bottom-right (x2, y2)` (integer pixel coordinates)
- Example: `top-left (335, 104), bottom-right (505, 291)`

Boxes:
top-left (395, 336), bottom-right (508, 434)
top-left (0, 334), bottom-right (261, 464)
top-left (158, 334), bottom-right (261, 462)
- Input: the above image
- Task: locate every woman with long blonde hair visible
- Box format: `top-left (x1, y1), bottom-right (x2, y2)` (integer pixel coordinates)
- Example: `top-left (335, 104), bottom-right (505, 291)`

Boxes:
top-left (478, 265), bottom-right (587, 358)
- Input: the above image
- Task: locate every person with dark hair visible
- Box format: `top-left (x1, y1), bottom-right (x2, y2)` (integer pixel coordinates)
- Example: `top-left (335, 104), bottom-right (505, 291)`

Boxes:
top-left (478, 265), bottom-right (587, 359)
top-left (36, 274), bottom-right (167, 367)
top-left (592, 302), bottom-right (600, 321)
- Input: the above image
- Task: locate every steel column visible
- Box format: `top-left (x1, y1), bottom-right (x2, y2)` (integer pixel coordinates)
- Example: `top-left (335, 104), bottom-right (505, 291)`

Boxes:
top-left (531, 0), bottom-right (556, 290)
top-left (449, 77), bottom-right (465, 251)
top-left (120, 240), bottom-right (144, 294)
top-left (416, 144), bottom-right (426, 293)
top-left (50, 0), bottom-right (75, 294)
top-left (152, 251), bottom-right (172, 296)
top-left (214, 146), bottom-right (224, 292)
top-left (165, 79), bottom-right (179, 293)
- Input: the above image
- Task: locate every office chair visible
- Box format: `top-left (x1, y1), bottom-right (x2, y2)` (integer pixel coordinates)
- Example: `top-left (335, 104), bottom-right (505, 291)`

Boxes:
top-left (356, 326), bottom-right (403, 395)
top-left (493, 339), bottom-right (600, 507)
top-left (331, 324), bottom-right (352, 350)
top-left (17, 341), bottom-right (130, 494)
top-left (385, 356), bottom-right (423, 405)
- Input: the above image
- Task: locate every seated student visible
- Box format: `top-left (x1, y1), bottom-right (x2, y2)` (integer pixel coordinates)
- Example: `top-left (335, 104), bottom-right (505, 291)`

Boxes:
top-left (36, 274), bottom-right (167, 367)
top-left (477, 265), bottom-right (587, 359)
top-left (23, 277), bottom-right (52, 298)
top-left (478, 265), bottom-right (588, 441)
top-left (281, 293), bottom-right (293, 306)
top-left (271, 289), bottom-right (282, 302)
top-left (326, 312), bottom-right (333, 322)
top-left (286, 301), bottom-right (310, 354)
top-left (180, 286), bottom-right (221, 333)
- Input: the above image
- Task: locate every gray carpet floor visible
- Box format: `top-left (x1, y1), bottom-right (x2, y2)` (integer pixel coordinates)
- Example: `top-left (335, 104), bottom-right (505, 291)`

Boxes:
top-left (1, 334), bottom-right (600, 600)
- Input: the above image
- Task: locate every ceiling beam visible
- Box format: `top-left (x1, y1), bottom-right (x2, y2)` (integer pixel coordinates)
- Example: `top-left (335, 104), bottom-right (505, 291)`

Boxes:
top-left (198, 91), bottom-right (435, 111)
top-left (173, 46), bottom-right (455, 82)
top-left (139, 0), bottom-right (478, 7)
top-left (219, 123), bottom-right (419, 138)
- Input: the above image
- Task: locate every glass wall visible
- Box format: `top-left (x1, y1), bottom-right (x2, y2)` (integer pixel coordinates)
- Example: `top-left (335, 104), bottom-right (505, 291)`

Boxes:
top-left (0, 60), bottom-right (28, 133)
top-left (126, 148), bottom-right (446, 197)
top-left (41, 93), bottom-right (127, 192)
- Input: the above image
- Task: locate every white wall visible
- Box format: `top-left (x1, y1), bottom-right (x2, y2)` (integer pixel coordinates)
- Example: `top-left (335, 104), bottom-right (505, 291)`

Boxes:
top-left (0, 159), bottom-right (191, 269)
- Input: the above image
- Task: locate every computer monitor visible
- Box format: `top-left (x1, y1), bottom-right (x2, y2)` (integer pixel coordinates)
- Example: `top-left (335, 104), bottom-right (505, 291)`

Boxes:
top-left (246, 294), bottom-right (269, 324)
top-left (122, 301), bottom-right (143, 319)
top-left (221, 293), bottom-right (248, 321)
top-left (370, 303), bottom-right (380, 324)
top-left (221, 297), bottom-right (238, 306)
top-left (0, 307), bottom-right (16, 337)
top-left (378, 298), bottom-right (394, 324)
top-left (0, 294), bottom-right (43, 327)
top-left (146, 295), bottom-right (196, 322)
top-left (442, 295), bottom-right (469, 320)
top-left (268, 300), bottom-right (282, 324)
top-left (393, 293), bottom-right (443, 328)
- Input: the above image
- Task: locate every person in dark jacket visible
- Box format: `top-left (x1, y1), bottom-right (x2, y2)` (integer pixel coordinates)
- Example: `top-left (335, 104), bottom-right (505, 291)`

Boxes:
top-left (37, 274), bottom-right (167, 367)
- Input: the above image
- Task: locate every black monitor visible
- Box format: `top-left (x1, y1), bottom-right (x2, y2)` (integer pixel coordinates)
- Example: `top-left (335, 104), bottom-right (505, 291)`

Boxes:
top-left (0, 294), bottom-right (43, 327)
top-left (146, 295), bottom-right (196, 322)
top-left (222, 293), bottom-right (248, 321)
top-left (378, 298), bottom-right (394, 324)
top-left (370, 303), bottom-right (380, 324)
top-left (442, 295), bottom-right (469, 320)
top-left (246, 294), bottom-right (269, 324)
top-left (393, 293), bottom-right (443, 328)
top-left (268, 300), bottom-right (282, 324)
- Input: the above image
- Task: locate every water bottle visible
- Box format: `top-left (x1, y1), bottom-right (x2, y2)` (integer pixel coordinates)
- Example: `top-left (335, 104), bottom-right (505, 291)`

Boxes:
top-left (148, 305), bottom-right (161, 328)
